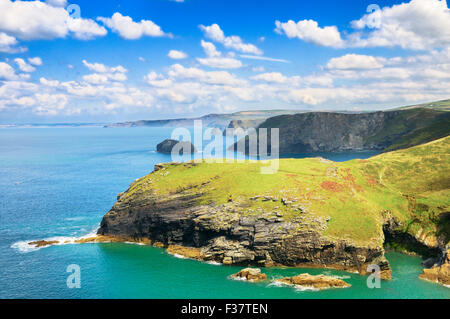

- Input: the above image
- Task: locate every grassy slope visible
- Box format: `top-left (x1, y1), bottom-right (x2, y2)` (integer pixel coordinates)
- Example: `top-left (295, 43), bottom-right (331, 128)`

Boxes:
top-left (123, 136), bottom-right (450, 247)
top-left (395, 99), bottom-right (450, 111)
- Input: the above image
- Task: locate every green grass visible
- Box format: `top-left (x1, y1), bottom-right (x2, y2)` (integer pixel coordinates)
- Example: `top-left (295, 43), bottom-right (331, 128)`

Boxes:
top-left (395, 99), bottom-right (450, 111)
top-left (122, 137), bottom-right (450, 247)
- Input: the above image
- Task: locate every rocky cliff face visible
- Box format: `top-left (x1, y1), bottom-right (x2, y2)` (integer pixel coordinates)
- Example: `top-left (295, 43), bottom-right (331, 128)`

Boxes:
top-left (233, 108), bottom-right (449, 154)
top-left (98, 137), bottom-right (449, 283)
top-left (156, 139), bottom-right (197, 154)
top-left (222, 119), bottom-right (265, 136)
top-left (98, 175), bottom-right (390, 278)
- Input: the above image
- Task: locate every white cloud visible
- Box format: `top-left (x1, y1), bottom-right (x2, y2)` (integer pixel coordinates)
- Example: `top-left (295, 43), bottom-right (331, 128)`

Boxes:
top-left (28, 57), bottom-right (43, 66)
top-left (138, 57), bottom-right (146, 62)
top-left (168, 50), bottom-right (188, 59)
top-left (276, 0), bottom-right (450, 51)
top-left (350, 0), bottom-right (450, 50)
top-left (275, 19), bottom-right (344, 48)
top-left (81, 60), bottom-right (128, 84)
top-left (40, 77), bottom-right (60, 87)
top-left (144, 71), bottom-right (173, 88)
top-left (251, 72), bottom-right (287, 83)
top-left (0, 0), bottom-right (107, 40)
top-left (0, 32), bottom-right (25, 53)
top-left (14, 58), bottom-right (36, 72)
top-left (34, 93), bottom-right (68, 115)
top-left (82, 60), bottom-right (127, 74)
top-left (0, 62), bottom-right (19, 80)
top-left (168, 64), bottom-right (245, 86)
top-left (326, 54), bottom-right (384, 70)
top-left (98, 12), bottom-right (168, 40)
top-left (197, 57), bottom-right (243, 69)
top-left (199, 24), bottom-right (263, 55)
top-left (197, 40), bottom-right (243, 69)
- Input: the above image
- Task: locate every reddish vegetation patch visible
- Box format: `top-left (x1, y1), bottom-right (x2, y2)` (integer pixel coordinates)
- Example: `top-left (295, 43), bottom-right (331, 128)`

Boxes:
top-left (358, 159), bottom-right (368, 163)
top-left (286, 174), bottom-right (298, 178)
top-left (321, 181), bottom-right (345, 192)
top-left (343, 173), bottom-right (355, 183)
top-left (366, 176), bottom-right (378, 186)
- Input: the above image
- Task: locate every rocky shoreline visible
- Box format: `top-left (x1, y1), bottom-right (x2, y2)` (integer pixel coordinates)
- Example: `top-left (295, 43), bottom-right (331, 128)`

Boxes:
top-left (97, 175), bottom-right (393, 280)
top-left (27, 137), bottom-right (450, 288)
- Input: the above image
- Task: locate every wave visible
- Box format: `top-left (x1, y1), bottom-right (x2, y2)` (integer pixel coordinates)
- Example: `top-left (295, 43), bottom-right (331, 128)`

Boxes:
top-left (267, 280), bottom-right (319, 292)
top-left (11, 228), bottom-right (98, 253)
top-left (171, 253), bottom-right (188, 259)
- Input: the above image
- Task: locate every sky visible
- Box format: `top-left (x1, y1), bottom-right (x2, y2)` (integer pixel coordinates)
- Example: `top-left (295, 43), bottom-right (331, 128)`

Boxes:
top-left (0, 0), bottom-right (449, 123)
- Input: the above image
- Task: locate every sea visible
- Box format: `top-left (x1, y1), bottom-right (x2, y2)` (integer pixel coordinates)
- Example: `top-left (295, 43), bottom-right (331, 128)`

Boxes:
top-left (0, 126), bottom-right (448, 299)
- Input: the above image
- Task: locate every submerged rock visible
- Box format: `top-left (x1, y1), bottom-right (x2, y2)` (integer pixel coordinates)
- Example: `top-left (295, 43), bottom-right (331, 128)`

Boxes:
top-left (231, 268), bottom-right (267, 282)
top-left (156, 139), bottom-right (197, 154)
top-left (275, 273), bottom-right (351, 290)
top-left (28, 240), bottom-right (59, 248)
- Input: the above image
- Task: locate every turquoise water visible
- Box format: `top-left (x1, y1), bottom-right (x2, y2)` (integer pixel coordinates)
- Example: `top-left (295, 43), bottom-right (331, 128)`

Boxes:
top-left (0, 127), bottom-right (448, 299)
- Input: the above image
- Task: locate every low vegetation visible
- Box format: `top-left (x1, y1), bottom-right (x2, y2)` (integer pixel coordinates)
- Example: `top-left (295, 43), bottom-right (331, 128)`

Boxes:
top-left (121, 136), bottom-right (450, 247)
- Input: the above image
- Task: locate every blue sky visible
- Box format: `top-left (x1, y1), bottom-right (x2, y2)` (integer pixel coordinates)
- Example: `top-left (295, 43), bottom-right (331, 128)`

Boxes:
top-left (0, 0), bottom-right (449, 123)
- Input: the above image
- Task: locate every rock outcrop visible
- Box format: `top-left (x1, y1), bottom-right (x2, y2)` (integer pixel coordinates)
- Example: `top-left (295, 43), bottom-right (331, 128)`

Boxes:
top-left (156, 139), bottom-right (197, 154)
top-left (28, 240), bottom-right (59, 248)
top-left (98, 162), bottom-right (392, 279)
top-left (419, 248), bottom-right (450, 286)
top-left (222, 119), bottom-right (264, 136)
top-left (97, 137), bottom-right (450, 284)
top-left (231, 268), bottom-right (267, 282)
top-left (275, 273), bottom-right (351, 290)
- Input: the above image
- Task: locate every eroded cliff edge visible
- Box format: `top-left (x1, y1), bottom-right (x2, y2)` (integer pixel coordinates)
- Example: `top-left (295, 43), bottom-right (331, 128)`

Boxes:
top-left (98, 137), bottom-right (450, 283)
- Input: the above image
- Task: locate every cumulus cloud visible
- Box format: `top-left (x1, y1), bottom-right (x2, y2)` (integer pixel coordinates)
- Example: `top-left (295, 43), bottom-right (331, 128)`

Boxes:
top-left (28, 57), bottom-right (43, 66)
top-left (275, 19), bottom-right (344, 48)
top-left (197, 40), bottom-right (243, 69)
top-left (350, 0), bottom-right (450, 50)
top-left (199, 23), bottom-right (263, 55)
top-left (168, 50), bottom-right (188, 59)
top-left (0, 32), bottom-right (25, 53)
top-left (82, 60), bottom-right (127, 74)
top-left (251, 72), bottom-right (287, 83)
top-left (326, 54), bottom-right (384, 70)
top-left (276, 0), bottom-right (450, 51)
top-left (0, 62), bottom-right (19, 80)
top-left (98, 12), bottom-right (169, 39)
top-left (81, 60), bottom-right (128, 84)
top-left (0, 0), bottom-right (107, 40)
top-left (168, 64), bottom-right (245, 85)
top-left (14, 58), bottom-right (36, 72)
top-left (0, 62), bottom-right (29, 80)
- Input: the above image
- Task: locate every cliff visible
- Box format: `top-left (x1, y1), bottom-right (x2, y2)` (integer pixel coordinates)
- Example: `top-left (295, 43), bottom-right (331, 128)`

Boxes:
top-left (98, 137), bottom-right (450, 281)
top-left (222, 119), bottom-right (265, 135)
top-left (231, 108), bottom-right (450, 154)
top-left (104, 110), bottom-right (303, 130)
top-left (156, 139), bottom-right (197, 154)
